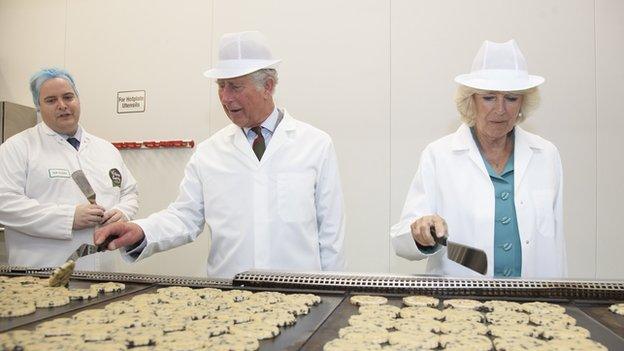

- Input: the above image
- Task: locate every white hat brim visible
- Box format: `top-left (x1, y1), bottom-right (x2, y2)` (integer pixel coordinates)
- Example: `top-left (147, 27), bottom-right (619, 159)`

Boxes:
top-left (454, 73), bottom-right (544, 91)
top-left (203, 59), bottom-right (281, 79)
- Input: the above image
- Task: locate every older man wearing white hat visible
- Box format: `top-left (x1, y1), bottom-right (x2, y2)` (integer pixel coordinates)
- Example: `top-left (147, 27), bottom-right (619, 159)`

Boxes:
top-left (95, 31), bottom-right (346, 278)
top-left (391, 40), bottom-right (566, 278)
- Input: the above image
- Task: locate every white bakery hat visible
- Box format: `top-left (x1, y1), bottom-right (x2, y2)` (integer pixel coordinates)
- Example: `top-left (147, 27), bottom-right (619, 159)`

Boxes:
top-left (203, 31), bottom-right (281, 79)
top-left (454, 39), bottom-right (544, 91)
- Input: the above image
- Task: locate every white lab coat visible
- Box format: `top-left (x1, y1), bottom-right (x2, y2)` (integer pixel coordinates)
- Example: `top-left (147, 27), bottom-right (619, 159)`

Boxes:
top-left (0, 122), bottom-right (138, 270)
top-left (390, 124), bottom-right (566, 278)
top-left (125, 110), bottom-right (346, 278)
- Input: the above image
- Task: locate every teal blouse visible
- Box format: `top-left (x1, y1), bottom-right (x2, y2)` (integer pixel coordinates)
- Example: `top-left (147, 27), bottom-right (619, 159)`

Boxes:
top-left (473, 130), bottom-right (522, 277)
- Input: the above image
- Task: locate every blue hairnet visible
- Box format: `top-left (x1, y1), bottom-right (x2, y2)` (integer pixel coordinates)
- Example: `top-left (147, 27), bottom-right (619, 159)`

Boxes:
top-left (29, 68), bottom-right (79, 111)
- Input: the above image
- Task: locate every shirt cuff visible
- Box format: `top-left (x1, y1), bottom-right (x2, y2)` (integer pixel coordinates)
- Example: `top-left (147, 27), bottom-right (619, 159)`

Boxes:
top-left (416, 241), bottom-right (441, 254)
top-left (125, 238), bottom-right (147, 259)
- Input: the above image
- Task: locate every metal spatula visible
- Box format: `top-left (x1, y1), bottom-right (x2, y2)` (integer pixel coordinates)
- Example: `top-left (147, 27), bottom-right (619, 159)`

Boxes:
top-left (47, 236), bottom-right (118, 287)
top-left (431, 227), bottom-right (488, 275)
top-left (45, 170), bottom-right (102, 286)
top-left (66, 238), bottom-right (115, 262)
top-left (72, 170), bottom-right (96, 204)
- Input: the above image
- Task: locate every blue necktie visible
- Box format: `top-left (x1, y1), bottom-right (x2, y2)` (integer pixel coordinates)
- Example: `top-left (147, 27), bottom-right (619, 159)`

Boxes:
top-left (67, 137), bottom-right (80, 150)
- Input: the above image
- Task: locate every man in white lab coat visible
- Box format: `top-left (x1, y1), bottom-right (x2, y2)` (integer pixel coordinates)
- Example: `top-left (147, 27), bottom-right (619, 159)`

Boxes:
top-left (95, 31), bottom-right (346, 278)
top-left (0, 68), bottom-right (139, 270)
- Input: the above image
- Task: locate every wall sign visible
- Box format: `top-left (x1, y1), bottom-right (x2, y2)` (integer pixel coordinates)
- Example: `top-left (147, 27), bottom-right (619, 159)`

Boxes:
top-left (117, 90), bottom-right (146, 114)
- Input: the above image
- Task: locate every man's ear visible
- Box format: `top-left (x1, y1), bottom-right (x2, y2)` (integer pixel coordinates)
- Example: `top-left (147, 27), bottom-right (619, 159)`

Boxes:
top-left (264, 78), bottom-right (275, 97)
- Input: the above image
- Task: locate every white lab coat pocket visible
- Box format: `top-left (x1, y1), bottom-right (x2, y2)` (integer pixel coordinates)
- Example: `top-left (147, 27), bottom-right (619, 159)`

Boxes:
top-left (531, 189), bottom-right (555, 238)
top-left (277, 172), bottom-right (316, 222)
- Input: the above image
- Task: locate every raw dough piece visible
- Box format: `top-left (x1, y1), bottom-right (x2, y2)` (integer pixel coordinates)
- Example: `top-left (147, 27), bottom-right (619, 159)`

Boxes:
top-left (0, 301), bottom-right (36, 317)
top-left (90, 282), bottom-right (125, 293)
top-left (350, 295), bottom-right (388, 306)
top-left (482, 300), bottom-right (522, 312)
top-left (608, 303), bottom-right (624, 316)
top-left (47, 260), bottom-right (75, 287)
top-left (400, 306), bottom-right (443, 320)
top-left (439, 334), bottom-right (492, 351)
top-left (439, 320), bottom-right (488, 335)
top-left (443, 308), bottom-right (484, 323)
top-left (485, 311), bottom-right (529, 325)
top-left (324, 339), bottom-right (381, 351)
top-left (348, 314), bottom-right (395, 329)
top-left (402, 295), bottom-right (439, 308)
top-left (387, 330), bottom-right (439, 349)
top-left (529, 313), bottom-right (576, 327)
top-left (359, 304), bottom-right (400, 318)
top-left (68, 288), bottom-right (98, 300)
top-left (393, 318), bottom-right (442, 333)
top-left (229, 321), bottom-right (280, 340)
top-left (205, 333), bottom-right (260, 351)
top-left (339, 325), bottom-right (389, 344)
top-left (521, 301), bottom-right (565, 315)
top-left (442, 299), bottom-right (484, 310)
top-left (492, 336), bottom-right (546, 350)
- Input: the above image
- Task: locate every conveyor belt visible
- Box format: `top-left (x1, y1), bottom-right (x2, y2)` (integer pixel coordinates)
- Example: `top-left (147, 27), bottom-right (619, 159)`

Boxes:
top-left (234, 270), bottom-right (624, 300)
top-left (2, 267), bottom-right (624, 350)
top-left (0, 264), bottom-right (231, 286)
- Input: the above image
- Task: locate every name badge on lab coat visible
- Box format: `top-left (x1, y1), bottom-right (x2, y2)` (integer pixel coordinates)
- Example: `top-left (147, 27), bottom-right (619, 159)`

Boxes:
top-left (48, 168), bottom-right (71, 178)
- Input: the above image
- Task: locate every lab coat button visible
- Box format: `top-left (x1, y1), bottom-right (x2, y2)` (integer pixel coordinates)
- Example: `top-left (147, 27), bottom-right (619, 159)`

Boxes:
top-left (525, 240), bottom-right (530, 245)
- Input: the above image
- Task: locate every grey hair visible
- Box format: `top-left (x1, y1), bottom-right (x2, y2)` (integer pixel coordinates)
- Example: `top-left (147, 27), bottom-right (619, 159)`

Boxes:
top-left (454, 85), bottom-right (541, 126)
top-left (249, 69), bottom-right (278, 94)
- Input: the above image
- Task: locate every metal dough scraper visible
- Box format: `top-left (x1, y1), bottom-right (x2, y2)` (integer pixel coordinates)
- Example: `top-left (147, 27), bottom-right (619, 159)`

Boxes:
top-left (431, 227), bottom-right (488, 275)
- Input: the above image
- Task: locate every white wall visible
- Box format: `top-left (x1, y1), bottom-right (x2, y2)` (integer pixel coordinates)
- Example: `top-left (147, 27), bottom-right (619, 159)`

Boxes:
top-left (0, 0), bottom-right (66, 106)
top-left (0, 0), bottom-right (622, 279)
top-left (65, 0), bottom-right (214, 277)
top-left (596, 0), bottom-right (624, 279)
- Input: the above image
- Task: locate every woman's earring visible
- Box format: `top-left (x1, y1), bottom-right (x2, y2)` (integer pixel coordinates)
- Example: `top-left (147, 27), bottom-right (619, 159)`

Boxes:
top-left (518, 112), bottom-right (523, 118)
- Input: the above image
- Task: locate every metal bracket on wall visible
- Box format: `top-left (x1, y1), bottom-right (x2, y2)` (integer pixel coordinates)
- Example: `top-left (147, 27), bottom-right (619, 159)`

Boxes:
top-left (112, 140), bottom-right (195, 149)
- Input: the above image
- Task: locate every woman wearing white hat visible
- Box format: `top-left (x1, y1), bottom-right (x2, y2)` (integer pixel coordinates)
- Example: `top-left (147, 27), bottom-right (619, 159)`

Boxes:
top-left (390, 40), bottom-right (566, 278)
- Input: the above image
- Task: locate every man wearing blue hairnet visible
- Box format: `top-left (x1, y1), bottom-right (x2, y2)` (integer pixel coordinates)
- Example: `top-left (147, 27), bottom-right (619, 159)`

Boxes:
top-left (0, 68), bottom-right (139, 270)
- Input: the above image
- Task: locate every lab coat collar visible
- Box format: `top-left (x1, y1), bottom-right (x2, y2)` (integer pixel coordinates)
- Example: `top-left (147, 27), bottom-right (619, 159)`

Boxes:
top-left (260, 109), bottom-right (295, 164)
top-left (451, 124), bottom-right (489, 177)
top-left (40, 121), bottom-right (60, 136)
top-left (451, 123), bottom-right (545, 188)
top-left (58, 126), bottom-right (83, 142)
top-left (225, 108), bottom-right (296, 166)
top-left (451, 123), bottom-right (476, 151)
top-left (242, 107), bottom-right (279, 136)
top-left (450, 123), bottom-right (545, 150)
top-left (39, 122), bottom-right (92, 151)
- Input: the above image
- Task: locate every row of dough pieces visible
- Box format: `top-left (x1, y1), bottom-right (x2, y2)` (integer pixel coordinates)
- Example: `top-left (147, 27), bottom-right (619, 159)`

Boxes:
top-left (356, 295), bottom-right (624, 316)
top-left (322, 295), bottom-right (608, 351)
top-left (0, 275), bottom-right (125, 318)
top-left (1, 284), bottom-right (321, 350)
top-left (609, 303), bottom-right (624, 316)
